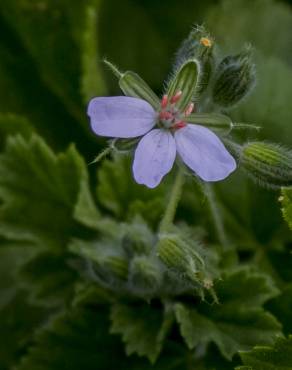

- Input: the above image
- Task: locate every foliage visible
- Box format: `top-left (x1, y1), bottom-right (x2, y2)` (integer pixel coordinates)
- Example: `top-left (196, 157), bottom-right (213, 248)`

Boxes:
top-left (1, 0), bottom-right (292, 369)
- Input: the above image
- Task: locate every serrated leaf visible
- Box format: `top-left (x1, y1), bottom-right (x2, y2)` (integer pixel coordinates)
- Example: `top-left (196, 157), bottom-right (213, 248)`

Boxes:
top-left (0, 134), bottom-right (99, 246)
top-left (0, 135), bottom-right (100, 307)
top-left (97, 155), bottom-right (166, 225)
top-left (175, 268), bottom-right (281, 360)
top-left (0, 114), bottom-right (33, 147)
top-left (15, 306), bottom-right (153, 370)
top-left (0, 243), bottom-right (35, 308)
top-left (268, 283), bottom-right (292, 335)
top-left (237, 336), bottom-right (292, 370)
top-left (0, 292), bottom-right (47, 370)
top-left (110, 303), bottom-right (173, 363)
top-left (20, 251), bottom-right (80, 307)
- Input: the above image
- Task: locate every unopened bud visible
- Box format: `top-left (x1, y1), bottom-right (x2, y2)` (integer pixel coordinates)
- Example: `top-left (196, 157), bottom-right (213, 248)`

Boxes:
top-left (157, 234), bottom-right (205, 286)
top-left (241, 142), bottom-right (292, 188)
top-left (129, 256), bottom-right (162, 295)
top-left (174, 26), bottom-right (215, 94)
top-left (212, 45), bottom-right (256, 108)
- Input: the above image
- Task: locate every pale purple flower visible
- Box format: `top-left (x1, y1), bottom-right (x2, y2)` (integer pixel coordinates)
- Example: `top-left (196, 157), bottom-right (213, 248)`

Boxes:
top-left (87, 94), bottom-right (236, 188)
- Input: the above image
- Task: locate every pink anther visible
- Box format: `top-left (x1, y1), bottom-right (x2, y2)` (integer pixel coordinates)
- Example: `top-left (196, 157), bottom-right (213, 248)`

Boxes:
top-left (173, 121), bottom-right (187, 130)
top-left (159, 111), bottom-right (173, 120)
top-left (161, 94), bottom-right (168, 109)
top-left (185, 103), bottom-right (194, 116)
top-left (170, 91), bottom-right (182, 104)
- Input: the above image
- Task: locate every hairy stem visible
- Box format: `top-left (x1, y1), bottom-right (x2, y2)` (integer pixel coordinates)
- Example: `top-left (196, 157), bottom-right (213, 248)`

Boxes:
top-left (203, 183), bottom-right (238, 265)
top-left (203, 183), bottom-right (229, 249)
top-left (159, 167), bottom-right (185, 233)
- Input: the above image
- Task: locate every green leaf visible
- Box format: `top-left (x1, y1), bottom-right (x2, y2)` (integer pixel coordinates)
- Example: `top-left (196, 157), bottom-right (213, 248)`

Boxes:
top-left (119, 71), bottom-right (160, 110)
top-left (0, 135), bottom-right (99, 307)
top-left (15, 306), bottom-right (152, 370)
top-left (20, 251), bottom-right (80, 307)
top-left (0, 292), bottom-right (47, 370)
top-left (167, 60), bottom-right (200, 110)
top-left (237, 335), bottom-right (292, 370)
top-left (268, 283), bottom-right (292, 336)
top-left (110, 302), bottom-right (173, 363)
top-left (175, 268), bottom-right (281, 360)
top-left (0, 114), bottom-right (33, 146)
top-left (0, 0), bottom-right (106, 126)
top-left (97, 155), bottom-right (166, 226)
top-left (0, 243), bottom-right (35, 308)
top-left (0, 134), bottom-right (99, 247)
top-left (281, 188), bottom-right (292, 231)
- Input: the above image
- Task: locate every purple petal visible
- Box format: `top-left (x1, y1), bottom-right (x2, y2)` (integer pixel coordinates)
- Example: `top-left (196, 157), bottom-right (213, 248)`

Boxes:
top-left (133, 129), bottom-right (176, 188)
top-left (87, 96), bottom-right (156, 138)
top-left (175, 124), bottom-right (236, 181)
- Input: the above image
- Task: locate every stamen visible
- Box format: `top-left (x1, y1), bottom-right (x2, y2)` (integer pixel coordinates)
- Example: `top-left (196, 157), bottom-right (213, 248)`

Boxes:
top-left (170, 90), bottom-right (182, 104)
top-left (159, 111), bottom-right (173, 120)
top-left (161, 94), bottom-right (168, 109)
top-left (200, 37), bottom-right (212, 48)
top-left (173, 121), bottom-right (187, 129)
top-left (185, 103), bottom-right (194, 116)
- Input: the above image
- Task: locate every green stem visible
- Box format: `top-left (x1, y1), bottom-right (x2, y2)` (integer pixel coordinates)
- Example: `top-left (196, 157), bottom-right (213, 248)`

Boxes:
top-left (203, 183), bottom-right (238, 266)
top-left (203, 183), bottom-right (229, 249)
top-left (159, 168), bottom-right (185, 233)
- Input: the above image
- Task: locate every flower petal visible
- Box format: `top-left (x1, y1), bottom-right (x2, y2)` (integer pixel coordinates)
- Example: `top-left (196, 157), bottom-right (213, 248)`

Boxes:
top-left (175, 124), bottom-right (236, 181)
top-left (87, 96), bottom-right (156, 138)
top-left (133, 129), bottom-right (176, 188)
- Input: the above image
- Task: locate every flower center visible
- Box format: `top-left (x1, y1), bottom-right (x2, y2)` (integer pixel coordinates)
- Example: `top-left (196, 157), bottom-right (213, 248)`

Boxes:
top-left (158, 91), bottom-right (194, 130)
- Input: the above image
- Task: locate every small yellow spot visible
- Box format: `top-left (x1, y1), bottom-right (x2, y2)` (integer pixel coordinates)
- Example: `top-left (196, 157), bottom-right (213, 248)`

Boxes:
top-left (278, 195), bottom-right (284, 202)
top-left (200, 37), bottom-right (213, 48)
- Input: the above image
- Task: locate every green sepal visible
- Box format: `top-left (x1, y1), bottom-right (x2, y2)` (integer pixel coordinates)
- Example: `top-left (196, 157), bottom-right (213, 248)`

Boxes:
top-left (187, 113), bottom-right (233, 135)
top-left (174, 25), bottom-right (215, 94)
top-left (111, 137), bottom-right (140, 153)
top-left (119, 71), bottom-right (160, 110)
top-left (240, 142), bottom-right (292, 188)
top-left (167, 60), bottom-right (201, 111)
top-left (104, 60), bottom-right (160, 109)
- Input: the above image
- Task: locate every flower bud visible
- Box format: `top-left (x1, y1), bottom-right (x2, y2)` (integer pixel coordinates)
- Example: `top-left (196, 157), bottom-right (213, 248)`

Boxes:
top-left (212, 45), bottom-right (256, 108)
top-left (241, 142), bottom-right (292, 188)
top-left (90, 255), bottom-right (129, 285)
top-left (129, 255), bottom-right (162, 295)
top-left (157, 234), bottom-right (205, 286)
top-left (121, 221), bottom-right (154, 257)
top-left (174, 26), bottom-right (215, 94)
